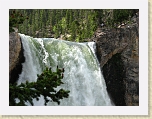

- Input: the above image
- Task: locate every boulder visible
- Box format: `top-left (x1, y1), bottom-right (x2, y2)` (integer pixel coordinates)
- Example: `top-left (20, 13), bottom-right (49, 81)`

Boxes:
top-left (9, 32), bottom-right (25, 84)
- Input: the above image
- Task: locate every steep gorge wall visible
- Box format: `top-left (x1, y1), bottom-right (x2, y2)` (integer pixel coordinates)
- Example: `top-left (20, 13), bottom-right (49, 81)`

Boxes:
top-left (95, 23), bottom-right (139, 106)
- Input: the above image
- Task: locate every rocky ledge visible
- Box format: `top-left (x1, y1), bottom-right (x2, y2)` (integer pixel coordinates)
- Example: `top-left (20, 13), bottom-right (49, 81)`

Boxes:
top-left (94, 21), bottom-right (139, 106)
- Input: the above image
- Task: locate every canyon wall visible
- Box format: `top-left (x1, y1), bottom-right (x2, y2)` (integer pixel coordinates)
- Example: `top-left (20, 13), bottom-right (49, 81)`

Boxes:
top-left (95, 20), bottom-right (139, 105)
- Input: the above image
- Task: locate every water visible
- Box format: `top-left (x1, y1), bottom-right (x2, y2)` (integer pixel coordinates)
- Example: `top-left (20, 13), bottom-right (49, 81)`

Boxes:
top-left (18, 33), bottom-right (113, 106)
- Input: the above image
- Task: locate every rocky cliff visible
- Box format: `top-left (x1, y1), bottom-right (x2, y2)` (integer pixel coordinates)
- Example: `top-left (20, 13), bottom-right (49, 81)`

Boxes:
top-left (94, 19), bottom-right (139, 106)
top-left (9, 32), bottom-right (25, 84)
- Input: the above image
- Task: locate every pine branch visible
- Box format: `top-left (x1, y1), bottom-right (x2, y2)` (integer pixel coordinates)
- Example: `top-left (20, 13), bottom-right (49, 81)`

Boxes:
top-left (9, 66), bottom-right (70, 106)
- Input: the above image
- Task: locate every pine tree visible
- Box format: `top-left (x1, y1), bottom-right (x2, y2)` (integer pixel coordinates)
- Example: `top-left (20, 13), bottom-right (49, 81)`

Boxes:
top-left (9, 10), bottom-right (28, 33)
top-left (9, 66), bottom-right (70, 106)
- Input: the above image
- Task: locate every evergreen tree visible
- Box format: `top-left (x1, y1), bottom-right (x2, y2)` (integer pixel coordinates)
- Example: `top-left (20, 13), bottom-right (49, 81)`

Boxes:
top-left (9, 10), bottom-right (28, 32)
top-left (9, 66), bottom-right (70, 106)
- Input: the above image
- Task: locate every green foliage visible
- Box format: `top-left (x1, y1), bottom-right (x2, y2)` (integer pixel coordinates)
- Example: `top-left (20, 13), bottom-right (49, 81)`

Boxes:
top-left (14, 9), bottom-right (138, 41)
top-left (17, 9), bottom-right (99, 42)
top-left (9, 10), bottom-right (28, 32)
top-left (105, 9), bottom-right (138, 27)
top-left (9, 66), bottom-right (70, 106)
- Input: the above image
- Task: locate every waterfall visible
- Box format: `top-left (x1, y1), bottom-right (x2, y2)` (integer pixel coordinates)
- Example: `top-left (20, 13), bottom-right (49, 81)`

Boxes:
top-left (18, 33), bottom-right (113, 106)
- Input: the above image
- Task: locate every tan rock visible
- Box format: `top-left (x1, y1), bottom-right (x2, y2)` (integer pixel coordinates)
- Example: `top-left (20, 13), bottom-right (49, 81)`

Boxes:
top-left (9, 32), bottom-right (22, 82)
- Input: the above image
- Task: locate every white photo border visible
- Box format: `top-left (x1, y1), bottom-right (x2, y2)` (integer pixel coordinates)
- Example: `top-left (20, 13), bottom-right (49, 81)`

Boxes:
top-left (0, 0), bottom-right (148, 115)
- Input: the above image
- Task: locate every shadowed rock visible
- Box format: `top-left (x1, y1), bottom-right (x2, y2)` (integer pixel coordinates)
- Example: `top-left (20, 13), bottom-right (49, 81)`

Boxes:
top-left (9, 32), bottom-right (25, 84)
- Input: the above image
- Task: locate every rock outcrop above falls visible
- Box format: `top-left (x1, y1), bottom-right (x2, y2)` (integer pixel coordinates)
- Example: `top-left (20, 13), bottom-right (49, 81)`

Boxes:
top-left (9, 32), bottom-right (25, 84)
top-left (95, 22), bottom-right (139, 106)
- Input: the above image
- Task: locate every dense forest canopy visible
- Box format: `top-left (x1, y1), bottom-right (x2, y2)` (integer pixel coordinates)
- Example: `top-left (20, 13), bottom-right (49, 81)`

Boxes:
top-left (9, 9), bottom-right (138, 42)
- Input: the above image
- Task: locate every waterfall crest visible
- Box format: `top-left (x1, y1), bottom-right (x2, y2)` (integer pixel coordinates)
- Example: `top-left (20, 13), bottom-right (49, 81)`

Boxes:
top-left (18, 33), bottom-right (113, 106)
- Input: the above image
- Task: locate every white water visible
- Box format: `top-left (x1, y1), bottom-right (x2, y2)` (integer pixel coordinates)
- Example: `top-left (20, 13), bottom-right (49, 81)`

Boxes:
top-left (18, 33), bottom-right (113, 106)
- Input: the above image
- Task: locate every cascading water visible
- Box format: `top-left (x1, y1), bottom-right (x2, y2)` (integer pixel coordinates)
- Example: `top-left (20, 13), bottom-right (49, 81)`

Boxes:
top-left (18, 33), bottom-right (113, 106)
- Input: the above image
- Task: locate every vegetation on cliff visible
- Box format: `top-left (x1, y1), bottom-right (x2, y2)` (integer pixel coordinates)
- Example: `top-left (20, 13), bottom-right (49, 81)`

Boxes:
top-left (9, 10), bottom-right (28, 32)
top-left (104, 9), bottom-right (138, 28)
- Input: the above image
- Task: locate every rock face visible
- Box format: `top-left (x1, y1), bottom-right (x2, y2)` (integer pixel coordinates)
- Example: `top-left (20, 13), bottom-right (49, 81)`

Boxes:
top-left (9, 32), bottom-right (25, 84)
top-left (95, 21), bottom-right (139, 105)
